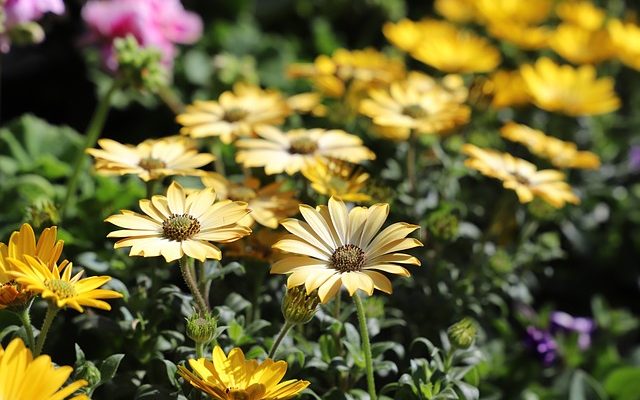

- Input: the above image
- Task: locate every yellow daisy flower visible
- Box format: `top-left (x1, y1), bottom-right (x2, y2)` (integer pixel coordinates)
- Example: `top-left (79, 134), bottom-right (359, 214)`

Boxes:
top-left (7, 256), bottom-right (123, 313)
top-left (0, 338), bottom-right (89, 400)
top-left (486, 21), bottom-right (551, 50)
top-left (287, 48), bottom-right (405, 98)
top-left (520, 57), bottom-right (620, 116)
top-left (176, 83), bottom-right (291, 144)
top-left (479, 70), bottom-right (531, 109)
top-left (462, 144), bottom-right (580, 208)
top-left (201, 173), bottom-right (299, 229)
top-left (0, 224), bottom-right (63, 309)
top-left (550, 24), bottom-right (614, 64)
top-left (106, 181), bottom-right (252, 262)
top-left (608, 20), bottom-right (640, 70)
top-left (556, 0), bottom-right (606, 31)
top-left (500, 122), bottom-right (601, 169)
top-left (359, 75), bottom-right (470, 139)
top-left (434, 0), bottom-right (477, 23)
top-left (475, 0), bottom-right (552, 25)
top-left (235, 126), bottom-right (375, 176)
top-left (87, 136), bottom-right (215, 182)
top-left (178, 346), bottom-right (310, 400)
top-left (271, 197), bottom-right (422, 303)
top-left (301, 158), bottom-right (371, 203)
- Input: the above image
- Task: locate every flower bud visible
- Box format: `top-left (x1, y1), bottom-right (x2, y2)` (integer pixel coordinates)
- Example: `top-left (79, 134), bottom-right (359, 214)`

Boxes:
top-left (73, 360), bottom-right (102, 388)
top-left (186, 312), bottom-right (218, 345)
top-left (426, 207), bottom-right (459, 241)
top-left (8, 22), bottom-right (45, 46)
top-left (447, 317), bottom-right (477, 349)
top-left (281, 285), bottom-right (320, 325)
top-left (114, 35), bottom-right (167, 92)
top-left (24, 199), bottom-right (60, 230)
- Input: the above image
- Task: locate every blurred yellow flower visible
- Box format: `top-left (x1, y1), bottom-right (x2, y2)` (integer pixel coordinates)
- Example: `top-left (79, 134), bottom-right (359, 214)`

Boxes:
top-left (271, 197), bottom-right (422, 303)
top-left (550, 24), bottom-right (614, 64)
top-left (501, 122), bottom-right (601, 169)
top-left (487, 21), bottom-right (551, 50)
top-left (178, 346), bottom-right (309, 400)
top-left (434, 0), bottom-right (477, 23)
top-left (475, 0), bottom-right (552, 25)
top-left (556, 0), bottom-right (606, 30)
top-left (106, 181), bottom-right (251, 262)
top-left (223, 229), bottom-right (286, 263)
top-left (520, 57), bottom-right (620, 116)
top-left (235, 127), bottom-right (375, 175)
top-left (87, 136), bottom-right (214, 182)
top-left (301, 158), bottom-right (371, 203)
top-left (608, 20), bottom-right (640, 70)
top-left (201, 173), bottom-right (299, 229)
top-left (176, 83), bottom-right (291, 144)
top-left (480, 70), bottom-right (531, 109)
top-left (462, 144), bottom-right (580, 208)
top-left (8, 256), bottom-right (122, 313)
top-left (359, 74), bottom-right (470, 139)
top-left (288, 48), bottom-right (405, 98)
top-left (0, 338), bottom-right (89, 400)
top-left (0, 224), bottom-right (63, 309)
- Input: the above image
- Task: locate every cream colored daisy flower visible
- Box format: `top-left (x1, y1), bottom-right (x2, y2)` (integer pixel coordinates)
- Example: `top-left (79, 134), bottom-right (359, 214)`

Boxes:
top-left (106, 182), bottom-right (252, 262)
top-left (235, 126), bottom-right (375, 175)
top-left (271, 197), bottom-right (422, 303)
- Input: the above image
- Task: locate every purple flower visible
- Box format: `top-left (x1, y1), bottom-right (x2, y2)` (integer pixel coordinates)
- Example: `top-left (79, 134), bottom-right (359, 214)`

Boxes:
top-left (1, 0), bottom-right (65, 52)
top-left (81, 0), bottom-right (203, 71)
top-left (550, 311), bottom-right (596, 349)
top-left (629, 146), bottom-right (640, 172)
top-left (525, 326), bottom-right (558, 366)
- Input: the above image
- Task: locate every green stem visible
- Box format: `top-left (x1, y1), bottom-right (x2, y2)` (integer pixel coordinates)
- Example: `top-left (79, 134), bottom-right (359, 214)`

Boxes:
top-left (18, 307), bottom-right (36, 351)
top-left (268, 321), bottom-right (294, 359)
top-left (197, 260), bottom-right (211, 310)
top-left (34, 303), bottom-right (59, 357)
top-left (210, 140), bottom-right (226, 176)
top-left (61, 80), bottom-right (121, 218)
top-left (180, 255), bottom-right (209, 316)
top-left (145, 180), bottom-right (158, 199)
top-left (354, 294), bottom-right (376, 400)
top-left (195, 341), bottom-right (204, 359)
top-left (158, 85), bottom-right (185, 115)
top-left (407, 131), bottom-right (417, 194)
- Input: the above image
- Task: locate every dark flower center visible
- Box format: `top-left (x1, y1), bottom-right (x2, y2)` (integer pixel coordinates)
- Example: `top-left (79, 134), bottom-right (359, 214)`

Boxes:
top-left (44, 279), bottom-right (76, 299)
top-left (402, 104), bottom-right (429, 119)
top-left (138, 157), bottom-right (167, 171)
top-left (289, 136), bottom-right (318, 154)
top-left (223, 107), bottom-right (249, 123)
top-left (162, 214), bottom-right (201, 241)
top-left (330, 244), bottom-right (366, 273)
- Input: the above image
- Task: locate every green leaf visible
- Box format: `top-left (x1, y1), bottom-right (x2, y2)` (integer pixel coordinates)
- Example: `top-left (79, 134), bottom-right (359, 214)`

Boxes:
top-left (605, 367), bottom-right (640, 400)
top-left (99, 354), bottom-right (125, 385)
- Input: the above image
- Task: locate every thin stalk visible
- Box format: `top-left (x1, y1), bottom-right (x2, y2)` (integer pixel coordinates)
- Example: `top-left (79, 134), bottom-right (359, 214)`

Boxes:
top-left (268, 321), bottom-right (294, 359)
top-left (180, 255), bottom-right (209, 316)
top-left (195, 341), bottom-right (204, 359)
top-left (211, 140), bottom-right (226, 176)
top-left (34, 303), bottom-right (59, 357)
top-left (18, 307), bottom-right (36, 351)
top-left (197, 260), bottom-right (211, 310)
top-left (353, 294), bottom-right (376, 400)
top-left (407, 131), bottom-right (417, 194)
top-left (61, 80), bottom-right (121, 218)
top-left (145, 180), bottom-right (158, 199)
top-left (157, 85), bottom-right (185, 114)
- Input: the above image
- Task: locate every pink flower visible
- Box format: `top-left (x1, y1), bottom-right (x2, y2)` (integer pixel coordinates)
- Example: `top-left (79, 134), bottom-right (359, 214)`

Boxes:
top-left (81, 0), bottom-right (203, 71)
top-left (5, 0), bottom-right (65, 27)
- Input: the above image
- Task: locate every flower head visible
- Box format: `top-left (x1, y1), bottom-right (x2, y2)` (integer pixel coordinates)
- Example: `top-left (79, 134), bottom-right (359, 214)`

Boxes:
top-left (520, 57), bottom-right (620, 116)
top-left (87, 136), bottom-right (214, 182)
top-left (7, 256), bottom-right (122, 313)
top-left (434, 0), bottom-right (477, 23)
top-left (359, 73), bottom-right (470, 139)
top-left (475, 0), bottom-right (552, 25)
top-left (271, 197), bottom-right (422, 303)
top-left (550, 311), bottom-right (595, 349)
top-left (608, 20), bottom-right (640, 71)
top-left (556, 0), bottom-right (605, 31)
top-left (201, 173), bottom-right (299, 229)
top-left (178, 346), bottom-right (310, 400)
top-left (106, 181), bottom-right (251, 262)
top-left (177, 83), bottom-right (293, 144)
top-left (486, 22), bottom-right (551, 50)
top-left (501, 122), bottom-right (601, 169)
top-left (301, 157), bottom-right (371, 203)
top-left (462, 144), bottom-right (580, 208)
top-left (550, 24), bottom-right (614, 64)
top-left (81, 0), bottom-right (202, 70)
top-left (479, 70), bottom-right (531, 109)
top-left (0, 337), bottom-right (88, 400)
top-left (235, 127), bottom-right (375, 175)
top-left (525, 326), bottom-right (558, 366)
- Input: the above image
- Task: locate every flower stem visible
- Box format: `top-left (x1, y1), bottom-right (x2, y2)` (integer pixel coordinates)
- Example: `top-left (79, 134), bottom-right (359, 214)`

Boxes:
top-left (145, 180), bottom-right (158, 199)
top-left (268, 321), bottom-right (294, 359)
top-left (195, 341), bottom-right (204, 359)
top-left (180, 255), bottom-right (209, 316)
top-left (34, 303), bottom-right (59, 357)
top-left (61, 79), bottom-right (121, 218)
top-left (210, 140), bottom-right (226, 176)
top-left (353, 294), bottom-right (376, 400)
top-left (18, 307), bottom-right (36, 351)
top-left (407, 131), bottom-right (417, 194)
top-left (158, 85), bottom-right (185, 114)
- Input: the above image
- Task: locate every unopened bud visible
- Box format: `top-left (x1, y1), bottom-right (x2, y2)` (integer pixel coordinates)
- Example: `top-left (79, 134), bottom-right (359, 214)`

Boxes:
top-left (73, 360), bottom-right (101, 388)
top-left (447, 317), bottom-right (477, 349)
top-left (8, 22), bottom-right (45, 46)
top-left (186, 312), bottom-right (217, 344)
top-left (281, 285), bottom-right (320, 325)
top-left (24, 198), bottom-right (60, 229)
top-left (114, 35), bottom-right (167, 92)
